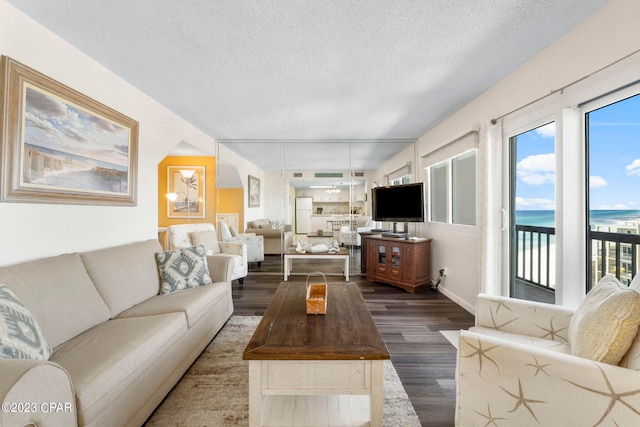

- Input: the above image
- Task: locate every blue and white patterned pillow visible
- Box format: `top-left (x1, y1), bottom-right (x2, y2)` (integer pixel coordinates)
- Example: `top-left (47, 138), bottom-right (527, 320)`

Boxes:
top-left (0, 284), bottom-right (52, 360)
top-left (156, 245), bottom-right (213, 295)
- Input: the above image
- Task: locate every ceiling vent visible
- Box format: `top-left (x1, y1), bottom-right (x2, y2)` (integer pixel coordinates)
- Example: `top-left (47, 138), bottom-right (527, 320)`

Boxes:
top-left (314, 172), bottom-right (344, 178)
top-left (352, 171), bottom-right (365, 177)
top-left (293, 172), bottom-right (303, 178)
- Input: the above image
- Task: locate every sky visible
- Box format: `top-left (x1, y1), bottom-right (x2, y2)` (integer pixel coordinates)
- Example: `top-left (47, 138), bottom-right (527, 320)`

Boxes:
top-left (515, 93), bottom-right (640, 211)
top-left (24, 84), bottom-right (130, 168)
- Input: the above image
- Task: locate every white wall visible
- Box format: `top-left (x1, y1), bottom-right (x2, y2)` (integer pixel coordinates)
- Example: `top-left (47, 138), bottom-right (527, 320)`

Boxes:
top-left (0, 1), bottom-right (222, 265)
top-left (215, 143), bottom-right (265, 227)
top-left (375, 0), bottom-right (640, 312)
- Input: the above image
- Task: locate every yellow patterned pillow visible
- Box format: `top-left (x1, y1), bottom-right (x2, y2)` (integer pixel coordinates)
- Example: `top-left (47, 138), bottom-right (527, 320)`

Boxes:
top-left (568, 274), bottom-right (640, 365)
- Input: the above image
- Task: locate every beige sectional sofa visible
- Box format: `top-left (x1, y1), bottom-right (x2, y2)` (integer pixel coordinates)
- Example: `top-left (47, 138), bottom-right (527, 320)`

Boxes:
top-left (0, 239), bottom-right (234, 427)
top-left (245, 219), bottom-right (294, 255)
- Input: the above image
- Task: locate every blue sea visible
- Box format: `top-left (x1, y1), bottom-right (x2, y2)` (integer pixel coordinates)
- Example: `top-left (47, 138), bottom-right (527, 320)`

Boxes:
top-left (516, 210), bottom-right (640, 228)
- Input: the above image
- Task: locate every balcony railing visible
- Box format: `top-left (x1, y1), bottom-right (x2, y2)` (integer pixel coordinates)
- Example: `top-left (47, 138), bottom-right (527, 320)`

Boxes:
top-left (589, 230), bottom-right (640, 287)
top-left (514, 225), bottom-right (556, 291)
top-left (514, 225), bottom-right (640, 292)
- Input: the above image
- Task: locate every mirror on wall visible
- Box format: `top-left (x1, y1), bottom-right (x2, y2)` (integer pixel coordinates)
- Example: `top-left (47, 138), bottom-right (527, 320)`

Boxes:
top-left (215, 140), bottom-right (414, 278)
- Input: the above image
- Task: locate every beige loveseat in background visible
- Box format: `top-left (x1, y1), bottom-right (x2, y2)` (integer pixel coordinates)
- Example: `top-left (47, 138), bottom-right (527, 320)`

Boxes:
top-left (456, 274), bottom-right (640, 426)
top-left (0, 239), bottom-right (234, 427)
top-left (245, 218), bottom-right (294, 255)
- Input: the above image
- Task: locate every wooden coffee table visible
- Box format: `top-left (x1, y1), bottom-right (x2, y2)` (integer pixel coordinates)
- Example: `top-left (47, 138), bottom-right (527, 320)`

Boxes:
top-left (243, 281), bottom-right (389, 427)
top-left (283, 247), bottom-right (350, 281)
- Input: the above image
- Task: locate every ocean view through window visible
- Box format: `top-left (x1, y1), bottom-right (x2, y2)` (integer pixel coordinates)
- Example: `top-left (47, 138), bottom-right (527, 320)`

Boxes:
top-left (516, 209), bottom-right (640, 288)
top-left (587, 91), bottom-right (640, 287)
top-left (511, 122), bottom-right (556, 298)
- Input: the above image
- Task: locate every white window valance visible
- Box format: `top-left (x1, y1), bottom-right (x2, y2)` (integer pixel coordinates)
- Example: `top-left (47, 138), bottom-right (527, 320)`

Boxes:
top-left (421, 129), bottom-right (479, 168)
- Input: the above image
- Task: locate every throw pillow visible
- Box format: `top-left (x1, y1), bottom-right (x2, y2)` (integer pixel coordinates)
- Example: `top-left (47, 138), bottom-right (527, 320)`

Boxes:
top-left (568, 274), bottom-right (640, 365)
top-left (189, 230), bottom-right (220, 254)
top-left (229, 225), bottom-right (239, 237)
top-left (156, 245), bottom-right (213, 295)
top-left (218, 221), bottom-right (232, 241)
top-left (0, 284), bottom-right (52, 360)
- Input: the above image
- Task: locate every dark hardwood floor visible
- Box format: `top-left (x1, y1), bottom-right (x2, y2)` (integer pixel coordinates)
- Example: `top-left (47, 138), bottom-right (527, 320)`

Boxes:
top-left (233, 254), bottom-right (475, 427)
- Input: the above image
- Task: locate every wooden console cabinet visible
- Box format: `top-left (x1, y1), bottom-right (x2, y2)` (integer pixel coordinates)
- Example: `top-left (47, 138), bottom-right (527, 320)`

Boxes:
top-left (362, 235), bottom-right (432, 293)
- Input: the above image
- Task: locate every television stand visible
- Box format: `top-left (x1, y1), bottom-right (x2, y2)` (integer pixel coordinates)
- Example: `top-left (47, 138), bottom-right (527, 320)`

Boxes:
top-left (381, 232), bottom-right (409, 239)
top-left (362, 234), bottom-right (432, 293)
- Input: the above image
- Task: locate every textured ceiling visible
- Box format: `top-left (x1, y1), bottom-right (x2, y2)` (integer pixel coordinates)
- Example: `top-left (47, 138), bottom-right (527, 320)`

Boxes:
top-left (6, 0), bottom-right (609, 171)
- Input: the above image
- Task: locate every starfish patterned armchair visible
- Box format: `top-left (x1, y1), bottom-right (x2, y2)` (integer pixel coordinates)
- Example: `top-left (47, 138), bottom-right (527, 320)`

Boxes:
top-left (456, 274), bottom-right (640, 426)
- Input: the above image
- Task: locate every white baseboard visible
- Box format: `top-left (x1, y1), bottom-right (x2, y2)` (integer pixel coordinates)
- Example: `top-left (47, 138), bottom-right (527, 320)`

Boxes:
top-left (437, 286), bottom-right (475, 316)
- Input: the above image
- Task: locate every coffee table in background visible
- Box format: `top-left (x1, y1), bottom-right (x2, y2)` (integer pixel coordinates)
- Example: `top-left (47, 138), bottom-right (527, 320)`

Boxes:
top-left (283, 247), bottom-right (349, 281)
top-left (306, 231), bottom-right (334, 244)
top-left (243, 281), bottom-right (389, 427)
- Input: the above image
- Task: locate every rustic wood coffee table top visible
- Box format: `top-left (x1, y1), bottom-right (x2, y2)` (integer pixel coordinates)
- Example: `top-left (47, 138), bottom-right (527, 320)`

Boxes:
top-left (243, 281), bottom-right (389, 361)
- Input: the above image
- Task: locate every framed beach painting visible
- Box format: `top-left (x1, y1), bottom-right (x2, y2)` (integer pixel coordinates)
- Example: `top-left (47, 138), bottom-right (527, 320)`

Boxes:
top-left (167, 166), bottom-right (205, 219)
top-left (0, 56), bottom-right (138, 205)
top-left (248, 175), bottom-right (260, 207)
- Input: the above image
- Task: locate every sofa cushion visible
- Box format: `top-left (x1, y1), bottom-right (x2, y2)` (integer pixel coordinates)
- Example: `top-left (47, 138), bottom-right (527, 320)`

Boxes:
top-left (190, 230), bottom-right (221, 254)
top-left (229, 225), bottom-right (239, 236)
top-left (156, 245), bottom-right (213, 295)
top-left (568, 274), bottom-right (640, 365)
top-left (0, 284), bottom-right (52, 360)
top-left (0, 253), bottom-right (111, 349)
top-left (168, 223), bottom-right (217, 249)
top-left (248, 219), bottom-right (272, 229)
top-left (50, 313), bottom-right (186, 421)
top-left (80, 239), bottom-right (163, 317)
top-left (117, 281), bottom-right (230, 327)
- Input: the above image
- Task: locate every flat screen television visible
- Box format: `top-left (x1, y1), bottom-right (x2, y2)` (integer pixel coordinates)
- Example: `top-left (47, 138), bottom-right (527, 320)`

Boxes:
top-left (371, 182), bottom-right (425, 224)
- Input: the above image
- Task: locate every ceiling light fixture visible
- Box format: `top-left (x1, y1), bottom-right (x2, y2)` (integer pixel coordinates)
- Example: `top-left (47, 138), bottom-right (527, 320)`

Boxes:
top-left (326, 186), bottom-right (341, 194)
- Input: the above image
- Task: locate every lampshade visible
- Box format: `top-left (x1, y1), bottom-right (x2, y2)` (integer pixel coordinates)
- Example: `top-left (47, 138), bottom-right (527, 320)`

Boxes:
top-left (179, 169), bottom-right (195, 178)
top-left (165, 192), bottom-right (178, 201)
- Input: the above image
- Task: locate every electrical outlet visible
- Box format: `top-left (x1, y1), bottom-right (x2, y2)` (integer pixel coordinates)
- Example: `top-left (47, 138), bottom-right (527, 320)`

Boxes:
top-left (440, 267), bottom-right (448, 277)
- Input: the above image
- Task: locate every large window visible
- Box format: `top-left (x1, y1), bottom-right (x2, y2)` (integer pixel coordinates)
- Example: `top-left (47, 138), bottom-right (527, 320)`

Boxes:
top-left (428, 150), bottom-right (476, 225)
top-left (390, 175), bottom-right (410, 186)
top-left (429, 161), bottom-right (448, 222)
top-left (586, 92), bottom-right (640, 287)
top-left (452, 150), bottom-right (476, 226)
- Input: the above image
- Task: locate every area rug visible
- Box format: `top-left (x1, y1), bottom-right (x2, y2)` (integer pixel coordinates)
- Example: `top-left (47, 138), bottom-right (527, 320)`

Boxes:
top-left (144, 316), bottom-right (421, 426)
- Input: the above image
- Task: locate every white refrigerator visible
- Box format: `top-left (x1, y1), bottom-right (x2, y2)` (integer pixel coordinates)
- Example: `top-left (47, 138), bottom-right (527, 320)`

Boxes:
top-left (295, 197), bottom-right (313, 234)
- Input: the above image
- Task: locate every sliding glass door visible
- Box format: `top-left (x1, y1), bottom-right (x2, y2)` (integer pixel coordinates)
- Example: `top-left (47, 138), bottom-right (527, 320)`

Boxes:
top-left (585, 91), bottom-right (640, 288)
top-left (509, 122), bottom-right (556, 302)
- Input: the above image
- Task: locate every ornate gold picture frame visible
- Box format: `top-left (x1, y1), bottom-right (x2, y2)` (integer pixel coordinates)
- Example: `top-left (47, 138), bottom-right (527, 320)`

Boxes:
top-left (0, 56), bottom-right (139, 205)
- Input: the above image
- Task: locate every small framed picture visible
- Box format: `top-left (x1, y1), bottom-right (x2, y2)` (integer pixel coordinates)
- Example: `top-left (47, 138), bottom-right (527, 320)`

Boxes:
top-left (167, 166), bottom-right (205, 219)
top-left (248, 175), bottom-right (260, 207)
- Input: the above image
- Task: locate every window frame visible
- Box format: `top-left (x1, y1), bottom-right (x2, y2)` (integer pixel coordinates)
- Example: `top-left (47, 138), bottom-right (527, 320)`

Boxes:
top-left (427, 149), bottom-right (477, 226)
